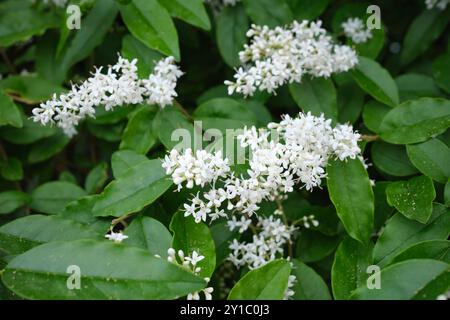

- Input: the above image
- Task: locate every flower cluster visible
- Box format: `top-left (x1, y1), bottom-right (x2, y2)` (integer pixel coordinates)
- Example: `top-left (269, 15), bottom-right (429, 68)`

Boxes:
top-left (205, 0), bottom-right (240, 12)
top-left (32, 55), bottom-right (182, 136)
top-left (341, 17), bottom-right (373, 44)
top-left (166, 248), bottom-right (214, 300)
top-left (162, 149), bottom-right (230, 192)
top-left (105, 231), bottom-right (128, 243)
top-left (425, 0), bottom-right (450, 10)
top-left (225, 20), bottom-right (358, 97)
top-left (228, 216), bottom-right (297, 269)
top-left (163, 112), bottom-right (361, 225)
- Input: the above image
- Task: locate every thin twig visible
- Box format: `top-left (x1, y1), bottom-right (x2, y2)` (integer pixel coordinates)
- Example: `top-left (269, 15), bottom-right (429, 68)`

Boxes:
top-left (361, 134), bottom-right (379, 142)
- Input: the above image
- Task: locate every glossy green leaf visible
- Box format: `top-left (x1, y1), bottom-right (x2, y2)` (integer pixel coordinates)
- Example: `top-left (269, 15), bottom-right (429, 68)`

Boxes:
top-left (331, 237), bottom-right (373, 300)
top-left (291, 259), bottom-right (331, 300)
top-left (389, 240), bottom-right (450, 265)
top-left (121, 35), bottom-right (163, 78)
top-left (111, 150), bottom-right (149, 178)
top-left (242, 0), bottom-right (293, 28)
top-left (0, 215), bottom-right (102, 255)
top-left (1, 157), bottom-right (23, 181)
top-left (295, 230), bottom-right (341, 263)
top-left (193, 98), bottom-right (258, 134)
top-left (0, 91), bottom-right (22, 128)
top-left (93, 159), bottom-right (172, 217)
top-left (401, 8), bottom-right (450, 66)
top-left (379, 98), bottom-right (450, 144)
top-left (170, 211), bottom-right (216, 278)
top-left (290, 77), bottom-right (338, 123)
top-left (30, 181), bottom-right (87, 215)
top-left (0, 191), bottom-right (30, 215)
top-left (371, 141), bottom-right (418, 177)
top-left (351, 259), bottom-right (449, 300)
top-left (288, 0), bottom-right (330, 20)
top-left (386, 175), bottom-right (435, 224)
top-left (216, 4), bottom-right (249, 68)
top-left (125, 216), bottom-right (172, 257)
top-left (120, 105), bottom-right (158, 154)
top-left (362, 100), bottom-right (391, 134)
top-left (228, 259), bottom-right (291, 300)
top-left (327, 158), bottom-right (374, 244)
top-left (396, 73), bottom-right (442, 102)
top-left (84, 162), bottom-right (109, 194)
top-left (373, 203), bottom-right (450, 267)
top-left (1, 239), bottom-right (205, 299)
top-left (433, 53), bottom-right (450, 94)
top-left (352, 57), bottom-right (399, 107)
top-left (406, 138), bottom-right (450, 184)
top-left (119, 0), bottom-right (180, 60)
top-left (158, 0), bottom-right (210, 31)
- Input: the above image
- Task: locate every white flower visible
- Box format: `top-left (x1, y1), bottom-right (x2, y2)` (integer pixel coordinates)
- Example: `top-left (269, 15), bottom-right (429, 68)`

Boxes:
top-left (284, 275), bottom-right (297, 300)
top-left (165, 248), bottom-right (213, 300)
top-left (42, 0), bottom-right (68, 7)
top-left (163, 112), bottom-right (362, 225)
top-left (228, 216), bottom-right (297, 269)
top-left (425, 0), bottom-right (450, 10)
top-left (105, 231), bottom-right (128, 243)
top-left (341, 17), bottom-right (373, 44)
top-left (226, 20), bottom-right (358, 97)
top-left (227, 216), bottom-right (252, 233)
top-left (32, 54), bottom-right (182, 137)
top-left (161, 148), bottom-right (230, 191)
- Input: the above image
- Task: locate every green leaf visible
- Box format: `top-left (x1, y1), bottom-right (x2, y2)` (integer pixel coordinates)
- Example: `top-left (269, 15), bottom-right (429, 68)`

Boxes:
top-left (84, 162), bottom-right (109, 194)
top-left (295, 230), bottom-right (341, 263)
top-left (31, 181), bottom-right (87, 215)
top-left (331, 237), bottom-right (373, 300)
top-left (153, 105), bottom-right (195, 150)
top-left (288, 0), bottom-right (330, 21)
top-left (352, 56), bottom-right (399, 107)
top-left (0, 116), bottom-right (57, 145)
top-left (210, 222), bottom-right (239, 265)
top-left (375, 145), bottom-right (411, 178)
top-left (373, 182), bottom-right (395, 231)
top-left (170, 211), bottom-right (216, 278)
top-left (121, 35), bottom-right (163, 78)
top-left (445, 180), bottom-right (450, 207)
top-left (337, 81), bottom-right (364, 124)
top-left (362, 100), bottom-right (391, 134)
top-left (291, 259), bottom-right (331, 300)
top-left (389, 240), bottom-right (450, 265)
top-left (111, 150), bottom-right (149, 179)
top-left (193, 98), bottom-right (258, 134)
top-left (327, 158), bottom-right (374, 244)
top-left (289, 77), bottom-right (338, 123)
top-left (379, 98), bottom-right (450, 145)
top-left (58, 0), bottom-right (119, 75)
top-left (61, 195), bottom-right (111, 234)
top-left (373, 203), bottom-right (450, 267)
top-left (157, 0), bottom-right (210, 31)
top-left (0, 215), bottom-right (102, 256)
top-left (119, 0), bottom-right (180, 60)
top-left (216, 4), bottom-right (249, 68)
top-left (0, 191), bottom-right (30, 215)
top-left (124, 216), bottom-right (172, 257)
top-left (396, 73), bottom-right (442, 102)
top-left (93, 159), bottom-right (173, 217)
top-left (242, 0), bottom-right (293, 28)
top-left (0, 75), bottom-right (66, 104)
top-left (371, 141), bottom-right (418, 177)
top-left (401, 8), bottom-right (450, 66)
top-left (0, 91), bottom-right (22, 128)
top-left (120, 105), bottom-right (158, 154)
top-left (1, 239), bottom-right (205, 299)
top-left (433, 53), bottom-right (450, 94)
top-left (228, 259), bottom-right (291, 300)
top-left (406, 138), bottom-right (450, 184)
top-left (0, 6), bottom-right (59, 47)
top-left (351, 259), bottom-right (449, 300)
top-left (0, 157), bottom-right (23, 181)
top-left (386, 176), bottom-right (436, 224)
top-left (28, 133), bottom-right (70, 164)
